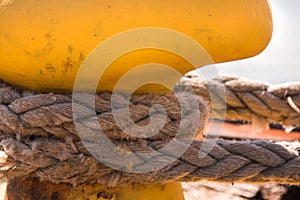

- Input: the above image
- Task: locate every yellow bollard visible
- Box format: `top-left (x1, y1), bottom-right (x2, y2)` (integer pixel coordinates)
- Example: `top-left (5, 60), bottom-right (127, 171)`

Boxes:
top-left (5, 178), bottom-right (184, 200)
top-left (0, 0), bottom-right (272, 93)
top-left (0, 0), bottom-right (272, 199)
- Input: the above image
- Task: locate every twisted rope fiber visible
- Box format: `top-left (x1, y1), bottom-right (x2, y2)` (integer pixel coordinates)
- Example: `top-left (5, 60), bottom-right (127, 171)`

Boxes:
top-left (0, 77), bottom-right (299, 186)
top-left (177, 75), bottom-right (300, 128)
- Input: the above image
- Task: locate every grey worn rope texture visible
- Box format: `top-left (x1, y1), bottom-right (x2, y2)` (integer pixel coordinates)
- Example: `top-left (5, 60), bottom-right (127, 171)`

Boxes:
top-left (0, 90), bottom-right (208, 141)
top-left (177, 75), bottom-right (300, 128)
top-left (1, 138), bottom-right (299, 186)
top-left (0, 77), bottom-right (299, 186)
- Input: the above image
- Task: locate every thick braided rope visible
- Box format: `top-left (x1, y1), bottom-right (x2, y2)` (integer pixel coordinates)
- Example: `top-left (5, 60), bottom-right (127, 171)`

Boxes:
top-left (177, 74), bottom-right (300, 128)
top-left (0, 86), bottom-right (208, 141)
top-left (1, 138), bottom-right (299, 186)
top-left (0, 77), bottom-right (299, 186)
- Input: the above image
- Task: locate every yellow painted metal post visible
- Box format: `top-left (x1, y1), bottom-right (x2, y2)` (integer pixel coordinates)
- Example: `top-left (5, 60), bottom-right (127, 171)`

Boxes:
top-left (0, 0), bottom-right (272, 93)
top-left (5, 178), bottom-right (184, 200)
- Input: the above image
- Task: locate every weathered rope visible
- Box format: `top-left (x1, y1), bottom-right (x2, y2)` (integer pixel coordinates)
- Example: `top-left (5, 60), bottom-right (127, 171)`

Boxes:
top-left (0, 90), bottom-right (208, 141)
top-left (0, 76), bottom-right (299, 186)
top-left (1, 138), bottom-right (299, 186)
top-left (177, 74), bottom-right (300, 128)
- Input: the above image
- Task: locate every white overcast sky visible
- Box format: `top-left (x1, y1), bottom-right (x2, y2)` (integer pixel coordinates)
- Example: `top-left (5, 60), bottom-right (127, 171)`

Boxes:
top-left (213, 0), bottom-right (300, 84)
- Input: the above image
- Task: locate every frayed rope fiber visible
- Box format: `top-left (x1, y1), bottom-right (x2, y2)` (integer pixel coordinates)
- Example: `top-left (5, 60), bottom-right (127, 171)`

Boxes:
top-left (0, 75), bottom-right (299, 187)
top-left (178, 75), bottom-right (300, 127)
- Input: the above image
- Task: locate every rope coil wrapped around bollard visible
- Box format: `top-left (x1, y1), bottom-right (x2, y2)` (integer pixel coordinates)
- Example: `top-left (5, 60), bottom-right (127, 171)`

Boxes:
top-left (0, 75), bottom-right (299, 187)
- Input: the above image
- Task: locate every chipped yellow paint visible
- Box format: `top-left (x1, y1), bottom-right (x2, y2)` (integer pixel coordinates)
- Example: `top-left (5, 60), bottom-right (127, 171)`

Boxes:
top-left (64, 182), bottom-right (184, 200)
top-left (0, 0), bottom-right (272, 93)
top-left (0, 0), bottom-right (14, 8)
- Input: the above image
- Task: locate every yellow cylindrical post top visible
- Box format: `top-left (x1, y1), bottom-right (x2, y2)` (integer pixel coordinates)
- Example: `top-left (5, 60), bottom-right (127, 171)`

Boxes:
top-left (0, 0), bottom-right (272, 93)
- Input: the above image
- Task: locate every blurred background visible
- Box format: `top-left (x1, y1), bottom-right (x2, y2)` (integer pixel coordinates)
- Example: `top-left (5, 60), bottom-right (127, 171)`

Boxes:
top-left (200, 0), bottom-right (300, 84)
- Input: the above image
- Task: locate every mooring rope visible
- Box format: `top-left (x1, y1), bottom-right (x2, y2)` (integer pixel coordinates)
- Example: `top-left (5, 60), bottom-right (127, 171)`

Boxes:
top-left (1, 137), bottom-right (299, 186)
top-left (0, 76), bottom-right (299, 186)
top-left (178, 75), bottom-right (300, 128)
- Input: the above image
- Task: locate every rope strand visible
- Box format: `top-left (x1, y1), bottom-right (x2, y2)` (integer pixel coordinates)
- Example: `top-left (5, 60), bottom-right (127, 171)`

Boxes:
top-left (0, 76), bottom-right (299, 186)
top-left (178, 75), bottom-right (300, 128)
